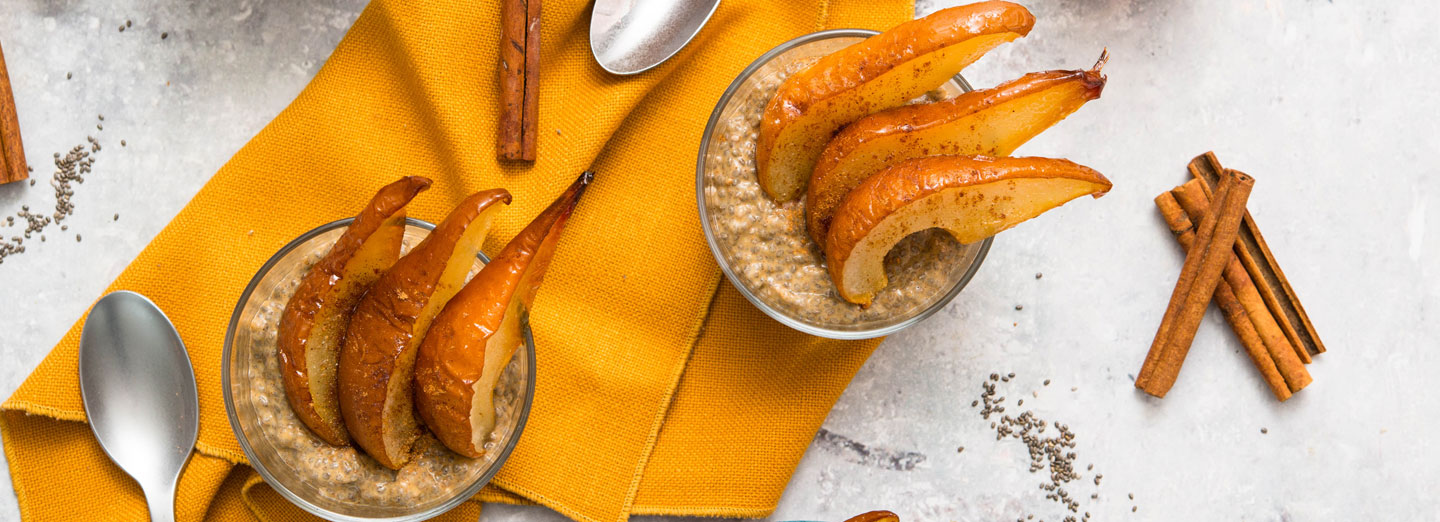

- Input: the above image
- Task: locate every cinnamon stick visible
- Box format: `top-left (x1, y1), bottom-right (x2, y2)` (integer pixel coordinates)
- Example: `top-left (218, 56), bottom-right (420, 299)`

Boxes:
top-left (521, 0), bottom-right (540, 156)
top-left (498, 0), bottom-right (540, 161)
top-left (0, 39), bottom-right (29, 185)
top-left (1189, 152), bottom-right (1323, 360)
top-left (1156, 191), bottom-right (1291, 401)
top-left (1173, 180), bottom-right (1311, 394)
top-left (1137, 169), bottom-right (1253, 397)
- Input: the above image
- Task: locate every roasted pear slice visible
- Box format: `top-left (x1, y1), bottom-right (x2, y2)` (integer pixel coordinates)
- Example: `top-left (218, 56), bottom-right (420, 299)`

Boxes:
top-left (277, 176), bottom-right (431, 446)
top-left (845, 512), bottom-right (900, 522)
top-left (807, 53), bottom-right (1108, 247)
top-left (338, 188), bottom-right (511, 469)
top-left (826, 155), bottom-right (1111, 305)
top-left (757, 1), bottom-right (1034, 202)
top-left (415, 171), bottom-right (593, 457)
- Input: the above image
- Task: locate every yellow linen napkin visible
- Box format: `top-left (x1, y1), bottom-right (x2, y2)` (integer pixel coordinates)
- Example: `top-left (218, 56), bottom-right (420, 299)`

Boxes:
top-left (1, 0), bottom-right (911, 520)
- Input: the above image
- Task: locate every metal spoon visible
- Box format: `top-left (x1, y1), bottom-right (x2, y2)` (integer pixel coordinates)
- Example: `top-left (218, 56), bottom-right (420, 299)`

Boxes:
top-left (79, 291), bottom-right (199, 522)
top-left (590, 0), bottom-right (721, 75)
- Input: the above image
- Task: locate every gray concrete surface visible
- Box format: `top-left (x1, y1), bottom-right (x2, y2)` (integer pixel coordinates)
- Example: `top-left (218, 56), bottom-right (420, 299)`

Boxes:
top-left (2, 0), bottom-right (1437, 520)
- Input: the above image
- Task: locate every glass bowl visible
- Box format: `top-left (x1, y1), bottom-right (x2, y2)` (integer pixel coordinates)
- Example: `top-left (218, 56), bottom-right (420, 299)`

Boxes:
top-left (222, 218), bottom-right (535, 521)
top-left (696, 29), bottom-right (992, 340)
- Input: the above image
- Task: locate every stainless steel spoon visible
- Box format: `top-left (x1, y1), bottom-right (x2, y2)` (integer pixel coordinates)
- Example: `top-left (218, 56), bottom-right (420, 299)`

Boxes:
top-left (590, 0), bottom-right (721, 75)
top-left (79, 291), bottom-right (199, 522)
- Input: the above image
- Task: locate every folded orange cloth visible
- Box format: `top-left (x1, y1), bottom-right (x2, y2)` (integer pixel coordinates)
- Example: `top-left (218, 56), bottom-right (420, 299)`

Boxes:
top-left (0, 0), bottom-right (910, 520)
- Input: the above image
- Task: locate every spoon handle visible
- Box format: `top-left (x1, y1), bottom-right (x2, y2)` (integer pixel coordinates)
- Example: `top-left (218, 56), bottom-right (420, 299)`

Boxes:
top-left (144, 483), bottom-right (176, 522)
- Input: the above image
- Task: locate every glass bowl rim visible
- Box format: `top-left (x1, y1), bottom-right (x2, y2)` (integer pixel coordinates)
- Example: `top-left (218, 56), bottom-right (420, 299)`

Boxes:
top-left (694, 28), bottom-right (994, 340)
top-left (221, 216), bottom-right (536, 522)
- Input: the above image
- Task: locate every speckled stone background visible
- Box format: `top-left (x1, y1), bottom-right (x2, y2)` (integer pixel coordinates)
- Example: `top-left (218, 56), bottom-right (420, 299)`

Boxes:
top-left (1, 0), bottom-right (1435, 521)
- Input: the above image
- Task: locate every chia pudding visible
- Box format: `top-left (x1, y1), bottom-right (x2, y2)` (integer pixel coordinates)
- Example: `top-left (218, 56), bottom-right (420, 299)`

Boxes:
top-left (227, 223), bottom-right (528, 514)
top-left (701, 34), bottom-right (986, 332)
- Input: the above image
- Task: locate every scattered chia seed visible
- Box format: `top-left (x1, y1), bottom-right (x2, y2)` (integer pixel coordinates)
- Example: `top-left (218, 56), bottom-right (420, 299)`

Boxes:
top-left (0, 136), bottom-right (108, 264)
top-left (1016, 304), bottom-right (1024, 310)
top-left (957, 446), bottom-right (964, 453)
top-left (1044, 379), bottom-right (1051, 386)
top-left (98, 114), bottom-right (104, 121)
top-left (75, 234), bottom-right (81, 242)
top-left (29, 179), bottom-right (34, 186)
top-left (113, 213), bottom-right (119, 221)
top-left (119, 25), bottom-right (125, 32)
top-left (1036, 272), bottom-right (1043, 279)
top-left (974, 375), bottom-right (1118, 519)
top-left (1261, 428), bottom-right (1268, 434)
top-left (126, 20), bottom-right (132, 28)
top-left (97, 124), bottom-right (103, 131)
top-left (66, 72), bottom-right (72, 80)
top-left (121, 140), bottom-right (126, 147)
top-left (161, 32), bottom-right (169, 40)
top-left (1129, 493), bottom-right (1134, 500)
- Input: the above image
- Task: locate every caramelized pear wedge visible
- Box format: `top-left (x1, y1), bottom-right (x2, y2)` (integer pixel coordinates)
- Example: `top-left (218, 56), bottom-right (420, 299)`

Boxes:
top-left (757, 1), bottom-right (1035, 202)
top-left (807, 52), bottom-right (1108, 247)
top-left (338, 188), bottom-right (511, 469)
top-left (416, 172), bottom-right (593, 458)
top-left (826, 155), bottom-right (1111, 305)
top-left (278, 176), bottom-right (431, 446)
top-left (845, 511), bottom-right (900, 522)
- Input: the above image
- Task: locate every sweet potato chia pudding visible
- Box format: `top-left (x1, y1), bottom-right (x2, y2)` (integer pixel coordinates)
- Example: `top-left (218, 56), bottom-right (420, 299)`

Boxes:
top-left (228, 225), bottom-right (526, 510)
top-left (701, 35), bottom-right (986, 330)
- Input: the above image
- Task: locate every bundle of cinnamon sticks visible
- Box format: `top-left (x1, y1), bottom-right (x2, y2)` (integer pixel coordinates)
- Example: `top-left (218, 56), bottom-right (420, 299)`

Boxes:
top-left (0, 39), bottom-right (29, 185)
top-left (1137, 153), bottom-right (1324, 401)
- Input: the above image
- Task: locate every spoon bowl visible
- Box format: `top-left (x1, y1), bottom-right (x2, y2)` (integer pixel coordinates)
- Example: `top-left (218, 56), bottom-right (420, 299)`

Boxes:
top-left (590, 0), bottom-right (721, 75)
top-left (79, 291), bottom-right (199, 522)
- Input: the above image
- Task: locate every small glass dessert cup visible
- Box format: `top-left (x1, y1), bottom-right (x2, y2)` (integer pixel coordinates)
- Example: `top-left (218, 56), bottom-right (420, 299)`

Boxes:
top-left (696, 29), bottom-right (992, 340)
top-left (222, 218), bottom-right (534, 521)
